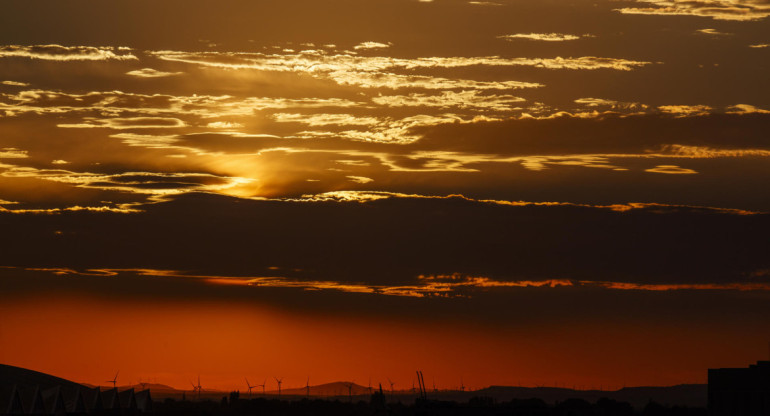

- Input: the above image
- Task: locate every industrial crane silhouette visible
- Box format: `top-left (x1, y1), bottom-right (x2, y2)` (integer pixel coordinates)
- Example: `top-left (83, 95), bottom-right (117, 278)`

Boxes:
top-left (416, 371), bottom-right (427, 400)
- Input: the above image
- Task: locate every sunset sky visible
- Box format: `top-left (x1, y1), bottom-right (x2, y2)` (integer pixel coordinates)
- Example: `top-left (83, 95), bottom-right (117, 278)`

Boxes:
top-left (1, 0), bottom-right (769, 393)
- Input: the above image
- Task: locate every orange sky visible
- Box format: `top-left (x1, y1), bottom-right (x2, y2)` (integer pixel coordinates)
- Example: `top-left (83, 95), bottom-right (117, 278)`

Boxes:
top-left (1, 293), bottom-right (765, 391)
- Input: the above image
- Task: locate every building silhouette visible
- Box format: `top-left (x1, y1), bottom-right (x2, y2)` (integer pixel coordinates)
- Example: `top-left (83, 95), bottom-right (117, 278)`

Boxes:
top-left (708, 360), bottom-right (770, 415)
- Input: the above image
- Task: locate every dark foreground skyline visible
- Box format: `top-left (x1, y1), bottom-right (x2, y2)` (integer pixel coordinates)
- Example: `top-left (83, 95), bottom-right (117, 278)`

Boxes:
top-left (1, 0), bottom-right (769, 390)
top-left (0, 362), bottom-right (713, 414)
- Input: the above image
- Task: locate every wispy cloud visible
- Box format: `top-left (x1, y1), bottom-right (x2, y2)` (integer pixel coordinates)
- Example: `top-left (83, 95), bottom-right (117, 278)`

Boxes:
top-left (725, 104), bottom-right (770, 114)
top-left (695, 28), bottom-right (733, 36)
top-left (644, 165), bottom-right (698, 174)
top-left (372, 90), bottom-right (525, 111)
top-left (126, 68), bottom-right (184, 78)
top-left (346, 175), bottom-right (374, 184)
top-left (13, 267), bottom-right (770, 299)
top-left (0, 148), bottom-right (28, 159)
top-left (149, 50), bottom-right (652, 74)
top-left (353, 41), bottom-right (392, 50)
top-left (327, 71), bottom-right (542, 90)
top-left (58, 116), bottom-right (187, 129)
top-left (658, 105), bottom-right (713, 117)
top-left (0, 44), bottom-right (137, 61)
top-left (468, 1), bottom-right (503, 6)
top-left (498, 33), bottom-right (585, 42)
top-left (272, 113), bottom-right (381, 127)
top-left (616, 0), bottom-right (770, 21)
top-left (1, 80), bottom-right (30, 87)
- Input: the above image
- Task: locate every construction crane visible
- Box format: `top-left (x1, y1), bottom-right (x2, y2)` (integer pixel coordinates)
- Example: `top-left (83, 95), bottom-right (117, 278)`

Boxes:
top-left (415, 371), bottom-right (427, 400)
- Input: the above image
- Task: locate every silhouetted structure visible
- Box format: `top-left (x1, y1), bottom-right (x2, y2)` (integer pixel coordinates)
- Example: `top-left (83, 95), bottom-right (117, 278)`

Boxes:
top-left (708, 360), bottom-right (770, 415)
top-left (1, 386), bottom-right (152, 415)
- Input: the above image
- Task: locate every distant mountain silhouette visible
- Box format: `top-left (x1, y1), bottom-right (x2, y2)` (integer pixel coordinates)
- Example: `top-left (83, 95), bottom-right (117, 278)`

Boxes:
top-left (0, 364), bottom-right (706, 409)
top-left (81, 382), bottom-right (177, 392)
top-left (277, 381), bottom-right (371, 397)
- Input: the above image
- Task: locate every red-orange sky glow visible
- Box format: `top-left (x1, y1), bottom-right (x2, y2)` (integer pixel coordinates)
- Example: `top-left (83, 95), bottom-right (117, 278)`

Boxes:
top-left (1, 292), bottom-right (766, 391)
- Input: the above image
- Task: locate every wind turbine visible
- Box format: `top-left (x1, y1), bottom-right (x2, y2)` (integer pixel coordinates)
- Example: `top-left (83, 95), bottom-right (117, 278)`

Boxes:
top-left (245, 378), bottom-right (256, 399)
top-left (258, 379), bottom-right (266, 395)
top-left (190, 376), bottom-right (202, 399)
top-left (305, 377), bottom-right (310, 398)
top-left (274, 377), bottom-right (283, 398)
top-left (460, 377), bottom-right (465, 392)
top-left (387, 378), bottom-right (395, 401)
top-left (106, 371), bottom-right (119, 389)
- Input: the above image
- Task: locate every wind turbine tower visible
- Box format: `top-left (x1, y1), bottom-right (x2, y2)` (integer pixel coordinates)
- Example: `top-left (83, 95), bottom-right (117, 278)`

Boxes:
top-left (274, 377), bottom-right (283, 398)
top-left (190, 376), bottom-right (202, 399)
top-left (245, 378), bottom-right (256, 399)
top-left (106, 371), bottom-right (119, 389)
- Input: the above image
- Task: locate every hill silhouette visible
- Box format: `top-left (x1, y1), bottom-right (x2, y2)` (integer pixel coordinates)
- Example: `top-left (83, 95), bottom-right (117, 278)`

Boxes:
top-left (0, 364), bottom-right (86, 391)
top-left (0, 364), bottom-right (707, 409)
top-left (276, 381), bottom-right (371, 397)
